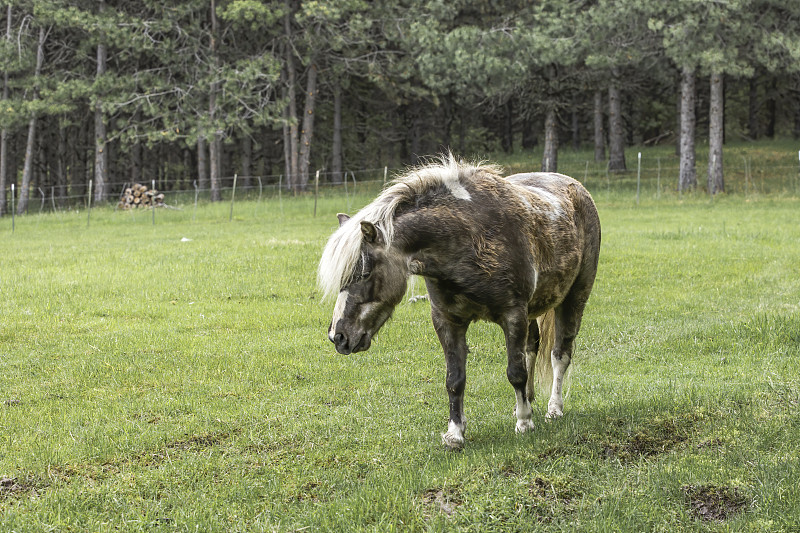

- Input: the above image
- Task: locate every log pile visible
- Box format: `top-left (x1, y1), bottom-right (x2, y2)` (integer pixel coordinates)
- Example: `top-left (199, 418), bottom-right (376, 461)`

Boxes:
top-left (118, 183), bottom-right (165, 210)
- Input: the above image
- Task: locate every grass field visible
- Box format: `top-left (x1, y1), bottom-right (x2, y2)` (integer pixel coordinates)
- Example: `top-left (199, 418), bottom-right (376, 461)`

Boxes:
top-left (2, 150), bottom-right (800, 531)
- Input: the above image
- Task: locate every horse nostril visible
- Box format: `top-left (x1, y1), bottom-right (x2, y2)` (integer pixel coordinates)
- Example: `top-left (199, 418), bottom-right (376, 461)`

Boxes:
top-left (333, 333), bottom-right (344, 345)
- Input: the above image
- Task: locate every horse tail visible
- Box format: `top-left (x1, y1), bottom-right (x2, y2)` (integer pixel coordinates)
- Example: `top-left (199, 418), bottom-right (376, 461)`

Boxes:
top-left (534, 309), bottom-right (556, 393)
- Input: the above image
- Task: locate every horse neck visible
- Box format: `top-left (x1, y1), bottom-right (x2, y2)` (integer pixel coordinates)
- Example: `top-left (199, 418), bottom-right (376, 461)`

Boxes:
top-left (392, 203), bottom-right (472, 257)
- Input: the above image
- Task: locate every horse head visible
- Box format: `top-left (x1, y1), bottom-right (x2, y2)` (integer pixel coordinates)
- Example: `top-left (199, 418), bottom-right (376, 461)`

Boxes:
top-left (327, 214), bottom-right (409, 355)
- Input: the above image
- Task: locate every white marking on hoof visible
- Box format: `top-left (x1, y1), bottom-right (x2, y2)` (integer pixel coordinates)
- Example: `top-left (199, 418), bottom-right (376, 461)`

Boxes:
top-left (546, 402), bottom-right (564, 420)
top-left (441, 420), bottom-right (465, 450)
top-left (514, 390), bottom-right (534, 433)
top-left (515, 418), bottom-right (535, 434)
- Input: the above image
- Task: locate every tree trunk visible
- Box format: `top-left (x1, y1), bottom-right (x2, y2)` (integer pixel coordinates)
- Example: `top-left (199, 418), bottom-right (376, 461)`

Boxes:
top-left (794, 95), bottom-right (800, 139)
top-left (56, 127), bottom-right (67, 205)
top-left (208, 0), bottom-right (221, 202)
top-left (18, 26), bottom-right (46, 215)
top-left (501, 99), bottom-right (513, 153)
top-left (571, 102), bottom-right (579, 151)
top-left (707, 72), bottom-right (724, 195)
top-left (197, 137), bottom-right (208, 191)
top-left (71, 122), bottom-right (88, 200)
top-left (331, 79), bottom-right (343, 184)
top-left (765, 78), bottom-right (776, 139)
top-left (521, 116), bottom-right (536, 150)
top-left (284, 4), bottom-right (299, 191)
top-left (458, 106), bottom-right (469, 154)
top-left (541, 106), bottom-right (558, 172)
top-left (18, 115), bottom-right (37, 215)
top-left (607, 81), bottom-right (626, 172)
top-left (94, 2), bottom-right (107, 203)
top-left (282, 100), bottom-right (291, 187)
top-left (747, 77), bottom-right (759, 140)
top-left (593, 90), bottom-right (604, 162)
top-left (297, 63), bottom-right (317, 190)
top-left (209, 134), bottom-right (221, 201)
top-left (0, 5), bottom-right (11, 216)
top-left (131, 140), bottom-right (142, 185)
top-left (241, 134), bottom-right (252, 189)
top-left (679, 65), bottom-right (697, 191)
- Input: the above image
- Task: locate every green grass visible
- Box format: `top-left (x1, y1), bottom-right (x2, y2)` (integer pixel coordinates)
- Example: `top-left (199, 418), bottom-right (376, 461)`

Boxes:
top-left (1, 158), bottom-right (800, 531)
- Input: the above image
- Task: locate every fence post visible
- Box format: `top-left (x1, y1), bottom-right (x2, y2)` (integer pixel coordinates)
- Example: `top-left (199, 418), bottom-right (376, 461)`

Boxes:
top-left (152, 179), bottom-right (156, 226)
top-left (11, 183), bottom-right (15, 233)
top-left (229, 173), bottom-right (237, 222)
top-left (636, 152), bottom-right (641, 205)
top-left (383, 166), bottom-right (388, 186)
top-left (193, 180), bottom-right (199, 222)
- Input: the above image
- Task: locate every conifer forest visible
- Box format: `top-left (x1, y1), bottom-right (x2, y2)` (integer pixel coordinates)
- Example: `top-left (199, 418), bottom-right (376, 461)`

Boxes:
top-left (1, 0), bottom-right (799, 215)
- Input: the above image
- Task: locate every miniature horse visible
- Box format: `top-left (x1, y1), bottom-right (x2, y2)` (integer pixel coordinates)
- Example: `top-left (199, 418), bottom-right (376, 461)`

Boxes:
top-left (318, 155), bottom-right (600, 449)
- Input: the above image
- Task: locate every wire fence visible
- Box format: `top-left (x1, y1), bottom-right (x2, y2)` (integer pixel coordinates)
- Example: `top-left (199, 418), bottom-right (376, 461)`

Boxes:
top-left (2, 150), bottom-right (800, 229)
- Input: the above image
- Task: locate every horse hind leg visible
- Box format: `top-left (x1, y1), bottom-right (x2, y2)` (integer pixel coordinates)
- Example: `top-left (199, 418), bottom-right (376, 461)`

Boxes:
top-left (504, 311), bottom-right (535, 434)
top-left (547, 288), bottom-right (590, 419)
top-left (524, 319), bottom-right (541, 405)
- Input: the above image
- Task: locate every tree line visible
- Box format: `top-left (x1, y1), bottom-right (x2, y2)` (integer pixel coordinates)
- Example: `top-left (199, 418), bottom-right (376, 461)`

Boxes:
top-left (1, 0), bottom-right (799, 216)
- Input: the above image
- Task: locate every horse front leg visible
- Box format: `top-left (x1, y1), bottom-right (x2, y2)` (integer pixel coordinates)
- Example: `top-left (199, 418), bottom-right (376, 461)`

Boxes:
top-left (503, 310), bottom-right (535, 434)
top-left (431, 307), bottom-right (469, 450)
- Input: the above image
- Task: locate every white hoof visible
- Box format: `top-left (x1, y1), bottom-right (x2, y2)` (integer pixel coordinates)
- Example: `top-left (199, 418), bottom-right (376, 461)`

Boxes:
top-left (515, 418), bottom-right (535, 434)
top-left (546, 404), bottom-right (564, 420)
top-left (441, 420), bottom-right (465, 450)
top-left (441, 431), bottom-right (465, 450)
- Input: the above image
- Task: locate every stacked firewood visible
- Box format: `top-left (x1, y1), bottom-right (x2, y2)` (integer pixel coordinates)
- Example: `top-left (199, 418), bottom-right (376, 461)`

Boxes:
top-left (118, 183), bottom-right (165, 209)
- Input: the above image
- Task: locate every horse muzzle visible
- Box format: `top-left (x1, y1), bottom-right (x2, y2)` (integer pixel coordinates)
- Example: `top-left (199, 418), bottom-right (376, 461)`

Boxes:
top-left (331, 330), bottom-right (371, 355)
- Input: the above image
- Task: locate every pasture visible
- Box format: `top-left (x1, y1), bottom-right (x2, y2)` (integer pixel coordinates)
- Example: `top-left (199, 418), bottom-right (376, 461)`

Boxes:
top-left (1, 163), bottom-right (800, 531)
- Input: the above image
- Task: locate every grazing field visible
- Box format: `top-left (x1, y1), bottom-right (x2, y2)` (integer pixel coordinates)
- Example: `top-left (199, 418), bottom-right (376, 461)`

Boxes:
top-left (1, 164), bottom-right (800, 531)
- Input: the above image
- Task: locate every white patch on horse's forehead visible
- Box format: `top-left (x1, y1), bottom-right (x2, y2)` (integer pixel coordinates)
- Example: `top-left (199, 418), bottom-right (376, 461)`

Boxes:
top-left (329, 290), bottom-right (349, 341)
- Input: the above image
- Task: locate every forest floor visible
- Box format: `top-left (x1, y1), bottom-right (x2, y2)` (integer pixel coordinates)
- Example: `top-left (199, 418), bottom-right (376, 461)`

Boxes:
top-left (1, 143), bottom-right (800, 531)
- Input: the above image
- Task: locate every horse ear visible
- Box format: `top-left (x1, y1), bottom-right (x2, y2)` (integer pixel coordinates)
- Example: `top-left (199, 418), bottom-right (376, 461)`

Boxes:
top-left (337, 213), bottom-right (350, 226)
top-left (360, 221), bottom-right (379, 243)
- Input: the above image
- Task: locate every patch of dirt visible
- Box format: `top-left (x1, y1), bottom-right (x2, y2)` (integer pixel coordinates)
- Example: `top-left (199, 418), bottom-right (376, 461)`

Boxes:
top-left (527, 476), bottom-right (582, 521)
top-left (135, 431), bottom-right (233, 467)
top-left (420, 486), bottom-right (463, 518)
top-left (0, 475), bottom-right (45, 502)
top-left (601, 416), bottom-right (693, 461)
top-left (683, 484), bottom-right (747, 522)
top-left (3, 398), bottom-right (21, 407)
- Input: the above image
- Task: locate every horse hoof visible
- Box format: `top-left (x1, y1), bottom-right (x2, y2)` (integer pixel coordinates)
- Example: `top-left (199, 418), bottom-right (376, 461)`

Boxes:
top-left (545, 409), bottom-right (563, 421)
top-left (515, 419), bottom-right (535, 434)
top-left (441, 432), bottom-right (465, 450)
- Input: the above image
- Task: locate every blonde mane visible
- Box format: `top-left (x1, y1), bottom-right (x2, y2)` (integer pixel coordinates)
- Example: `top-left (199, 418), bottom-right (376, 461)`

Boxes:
top-left (317, 154), bottom-right (501, 300)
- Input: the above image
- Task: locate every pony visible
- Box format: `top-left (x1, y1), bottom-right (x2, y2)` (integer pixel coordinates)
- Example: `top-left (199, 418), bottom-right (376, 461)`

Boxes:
top-left (318, 154), bottom-right (600, 449)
